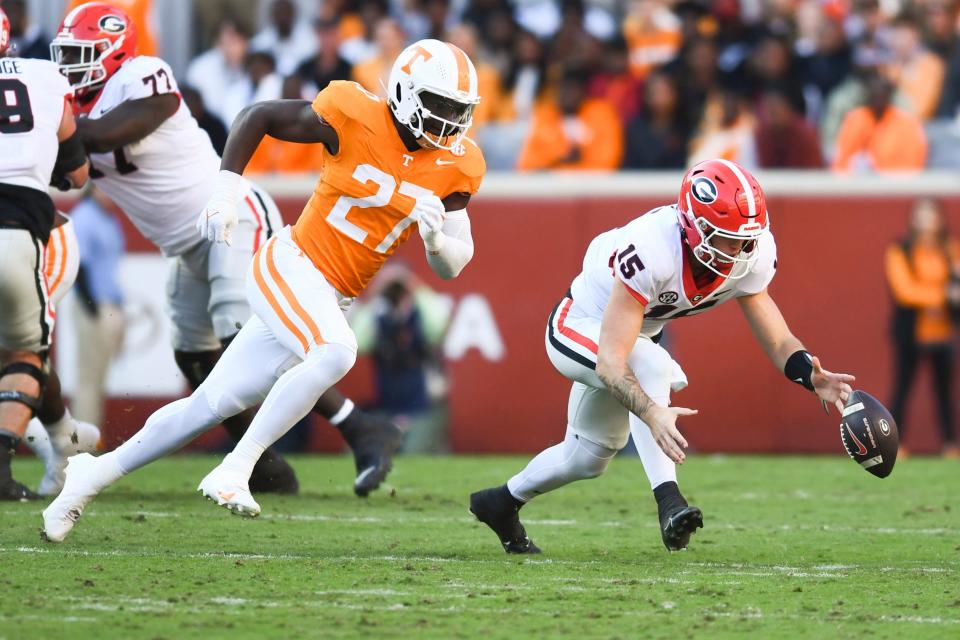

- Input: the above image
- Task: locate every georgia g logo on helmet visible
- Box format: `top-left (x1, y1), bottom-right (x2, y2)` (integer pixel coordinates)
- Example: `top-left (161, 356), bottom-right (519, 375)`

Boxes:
top-left (98, 15), bottom-right (126, 33)
top-left (691, 177), bottom-right (718, 204)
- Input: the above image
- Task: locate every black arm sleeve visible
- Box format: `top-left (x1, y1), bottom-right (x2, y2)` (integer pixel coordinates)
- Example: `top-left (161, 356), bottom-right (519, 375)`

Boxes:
top-left (52, 129), bottom-right (88, 177)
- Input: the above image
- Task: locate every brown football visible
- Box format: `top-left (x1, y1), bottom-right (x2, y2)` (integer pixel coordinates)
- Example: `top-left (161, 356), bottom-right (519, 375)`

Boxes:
top-left (839, 390), bottom-right (899, 478)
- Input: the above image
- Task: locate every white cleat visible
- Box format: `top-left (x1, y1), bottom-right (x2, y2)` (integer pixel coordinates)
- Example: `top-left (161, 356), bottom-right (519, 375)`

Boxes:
top-left (39, 421), bottom-right (102, 496)
top-left (197, 465), bottom-right (260, 518)
top-left (41, 452), bottom-right (119, 543)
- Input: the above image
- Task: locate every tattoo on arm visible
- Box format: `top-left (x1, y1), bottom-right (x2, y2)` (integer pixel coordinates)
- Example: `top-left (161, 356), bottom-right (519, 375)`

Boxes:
top-left (599, 364), bottom-right (655, 419)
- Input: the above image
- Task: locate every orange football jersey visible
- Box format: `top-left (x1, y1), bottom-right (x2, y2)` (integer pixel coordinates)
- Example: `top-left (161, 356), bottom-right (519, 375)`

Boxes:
top-left (292, 81), bottom-right (485, 297)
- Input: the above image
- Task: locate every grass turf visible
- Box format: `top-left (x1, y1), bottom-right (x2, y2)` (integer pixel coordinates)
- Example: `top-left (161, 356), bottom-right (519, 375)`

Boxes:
top-left (0, 454), bottom-right (957, 639)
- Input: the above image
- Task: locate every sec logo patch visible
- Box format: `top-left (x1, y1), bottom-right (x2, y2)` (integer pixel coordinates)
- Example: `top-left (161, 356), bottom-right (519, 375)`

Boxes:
top-left (658, 291), bottom-right (678, 304)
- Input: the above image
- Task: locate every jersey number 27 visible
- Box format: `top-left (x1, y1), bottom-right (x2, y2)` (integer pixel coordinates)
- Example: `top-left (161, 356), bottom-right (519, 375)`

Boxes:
top-left (326, 163), bottom-right (435, 253)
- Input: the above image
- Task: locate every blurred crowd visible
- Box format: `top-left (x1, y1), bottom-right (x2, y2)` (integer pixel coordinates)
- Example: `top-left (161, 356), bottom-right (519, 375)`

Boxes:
top-left (11, 0), bottom-right (960, 173)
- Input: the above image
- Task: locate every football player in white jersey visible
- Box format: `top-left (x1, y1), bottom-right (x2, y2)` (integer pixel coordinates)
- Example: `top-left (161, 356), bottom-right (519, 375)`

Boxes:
top-left (49, 3), bottom-right (401, 497)
top-left (471, 159), bottom-right (856, 553)
top-left (0, 6), bottom-right (93, 500)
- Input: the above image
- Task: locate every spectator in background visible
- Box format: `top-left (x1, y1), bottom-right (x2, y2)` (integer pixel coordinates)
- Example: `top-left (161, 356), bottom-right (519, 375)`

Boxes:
top-left (661, 37), bottom-right (719, 136)
top-left (884, 13), bottom-right (945, 121)
top-left (920, 0), bottom-right (955, 59)
top-left (832, 71), bottom-right (926, 172)
top-left (2, 0), bottom-right (48, 59)
top-left (743, 33), bottom-right (806, 116)
top-left (68, 187), bottom-right (126, 430)
top-left (622, 70), bottom-right (689, 169)
top-left (688, 85), bottom-right (757, 168)
top-left (936, 10), bottom-right (960, 119)
top-left (498, 30), bottom-right (549, 123)
top-left (352, 18), bottom-right (406, 96)
top-left (587, 36), bottom-right (642, 124)
top-left (249, 0), bottom-right (316, 76)
top-left (885, 198), bottom-right (960, 459)
top-left (186, 17), bottom-right (250, 128)
top-left (246, 75), bottom-right (324, 174)
top-left (446, 23), bottom-right (503, 130)
top-left (294, 17), bottom-right (353, 96)
top-left (622, 0), bottom-right (681, 80)
top-left (846, 0), bottom-right (891, 68)
top-left (800, 13), bottom-right (853, 121)
top-left (517, 66), bottom-right (623, 171)
top-left (182, 86), bottom-right (229, 156)
top-left (222, 50), bottom-right (282, 127)
top-left (755, 86), bottom-right (824, 168)
top-left (351, 264), bottom-right (453, 453)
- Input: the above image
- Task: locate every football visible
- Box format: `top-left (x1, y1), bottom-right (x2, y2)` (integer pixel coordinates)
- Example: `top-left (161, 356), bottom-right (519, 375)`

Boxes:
top-left (839, 390), bottom-right (899, 478)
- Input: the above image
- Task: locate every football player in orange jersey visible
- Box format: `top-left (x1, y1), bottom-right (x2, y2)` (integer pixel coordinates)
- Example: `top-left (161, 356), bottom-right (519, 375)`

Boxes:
top-left (43, 39), bottom-right (485, 540)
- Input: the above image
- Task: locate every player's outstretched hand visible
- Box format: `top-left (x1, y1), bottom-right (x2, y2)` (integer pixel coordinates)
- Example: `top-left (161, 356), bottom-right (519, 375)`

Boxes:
top-left (415, 194), bottom-right (446, 251)
top-left (645, 405), bottom-right (698, 464)
top-left (197, 170), bottom-right (242, 245)
top-left (811, 356), bottom-right (855, 414)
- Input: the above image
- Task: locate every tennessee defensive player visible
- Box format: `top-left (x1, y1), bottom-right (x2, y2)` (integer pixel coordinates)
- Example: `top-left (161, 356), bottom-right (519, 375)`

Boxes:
top-left (470, 160), bottom-right (855, 554)
top-left (43, 38), bottom-right (484, 540)
top-left (48, 2), bottom-right (404, 499)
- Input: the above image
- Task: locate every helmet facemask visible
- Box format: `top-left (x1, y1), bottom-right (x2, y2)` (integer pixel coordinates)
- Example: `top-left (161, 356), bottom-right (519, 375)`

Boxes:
top-left (408, 89), bottom-right (476, 150)
top-left (50, 35), bottom-right (123, 97)
top-left (685, 194), bottom-right (764, 280)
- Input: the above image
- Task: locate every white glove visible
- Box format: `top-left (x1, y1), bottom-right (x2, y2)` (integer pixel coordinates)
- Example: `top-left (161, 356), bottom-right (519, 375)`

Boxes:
top-left (197, 170), bottom-right (242, 245)
top-left (415, 194), bottom-right (446, 252)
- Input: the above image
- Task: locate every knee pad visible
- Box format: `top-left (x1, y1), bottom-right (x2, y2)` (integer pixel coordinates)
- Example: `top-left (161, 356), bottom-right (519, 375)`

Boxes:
top-left (209, 277), bottom-right (251, 341)
top-left (303, 343), bottom-right (357, 388)
top-left (0, 360), bottom-right (48, 417)
top-left (565, 433), bottom-right (617, 480)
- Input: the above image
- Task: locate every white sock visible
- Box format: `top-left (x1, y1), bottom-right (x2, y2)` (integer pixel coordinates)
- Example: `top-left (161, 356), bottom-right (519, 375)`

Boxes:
top-left (629, 409), bottom-right (677, 490)
top-left (225, 343), bottom-right (355, 478)
top-left (115, 394), bottom-right (222, 474)
top-left (507, 429), bottom-right (617, 502)
top-left (24, 418), bottom-right (53, 463)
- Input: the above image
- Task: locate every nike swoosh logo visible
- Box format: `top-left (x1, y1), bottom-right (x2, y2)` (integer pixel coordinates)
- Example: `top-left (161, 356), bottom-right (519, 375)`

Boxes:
top-left (435, 159), bottom-right (455, 166)
top-left (844, 423), bottom-right (868, 456)
top-left (218, 491), bottom-right (236, 502)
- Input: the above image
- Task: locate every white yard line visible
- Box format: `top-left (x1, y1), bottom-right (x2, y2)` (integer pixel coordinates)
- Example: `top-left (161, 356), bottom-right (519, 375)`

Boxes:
top-left (5, 509), bottom-right (954, 537)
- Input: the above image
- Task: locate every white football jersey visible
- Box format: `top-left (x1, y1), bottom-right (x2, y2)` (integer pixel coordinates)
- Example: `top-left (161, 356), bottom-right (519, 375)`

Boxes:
top-left (85, 56), bottom-right (221, 256)
top-left (569, 205), bottom-right (777, 339)
top-left (0, 58), bottom-right (71, 193)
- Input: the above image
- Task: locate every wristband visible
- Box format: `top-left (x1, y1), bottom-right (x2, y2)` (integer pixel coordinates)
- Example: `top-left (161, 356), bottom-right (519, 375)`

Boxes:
top-left (784, 350), bottom-right (815, 391)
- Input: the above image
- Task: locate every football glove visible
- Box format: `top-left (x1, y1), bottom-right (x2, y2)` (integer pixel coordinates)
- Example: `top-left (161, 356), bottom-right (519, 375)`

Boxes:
top-left (197, 170), bottom-right (242, 245)
top-left (415, 194), bottom-right (446, 252)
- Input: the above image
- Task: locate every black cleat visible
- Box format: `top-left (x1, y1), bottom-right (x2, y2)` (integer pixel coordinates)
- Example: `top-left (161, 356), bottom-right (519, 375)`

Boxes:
top-left (0, 477), bottom-right (39, 501)
top-left (248, 446), bottom-right (299, 495)
top-left (341, 412), bottom-right (402, 497)
top-left (470, 485), bottom-right (541, 554)
top-left (660, 505), bottom-right (703, 551)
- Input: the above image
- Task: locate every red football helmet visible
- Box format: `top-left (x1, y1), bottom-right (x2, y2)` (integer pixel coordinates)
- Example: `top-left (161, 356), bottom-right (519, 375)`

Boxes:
top-left (677, 159), bottom-right (769, 279)
top-left (50, 2), bottom-right (137, 98)
top-left (0, 8), bottom-right (10, 56)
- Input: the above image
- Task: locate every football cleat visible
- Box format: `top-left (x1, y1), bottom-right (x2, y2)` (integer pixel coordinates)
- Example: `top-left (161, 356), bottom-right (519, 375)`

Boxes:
top-left (198, 464), bottom-right (261, 518)
top-left (660, 505), bottom-right (704, 551)
top-left (469, 486), bottom-right (541, 554)
top-left (39, 420), bottom-right (102, 496)
top-left (247, 446), bottom-right (299, 495)
top-left (0, 477), bottom-right (38, 501)
top-left (41, 452), bottom-right (121, 542)
top-left (341, 412), bottom-right (402, 497)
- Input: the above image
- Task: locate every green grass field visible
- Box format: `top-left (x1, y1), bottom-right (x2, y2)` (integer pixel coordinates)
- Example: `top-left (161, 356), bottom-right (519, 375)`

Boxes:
top-left (0, 454), bottom-right (957, 639)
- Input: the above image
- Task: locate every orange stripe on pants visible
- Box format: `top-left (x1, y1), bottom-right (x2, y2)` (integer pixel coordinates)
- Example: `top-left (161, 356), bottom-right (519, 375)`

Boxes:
top-left (49, 227), bottom-right (68, 296)
top-left (253, 241), bottom-right (310, 354)
top-left (265, 240), bottom-right (325, 347)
